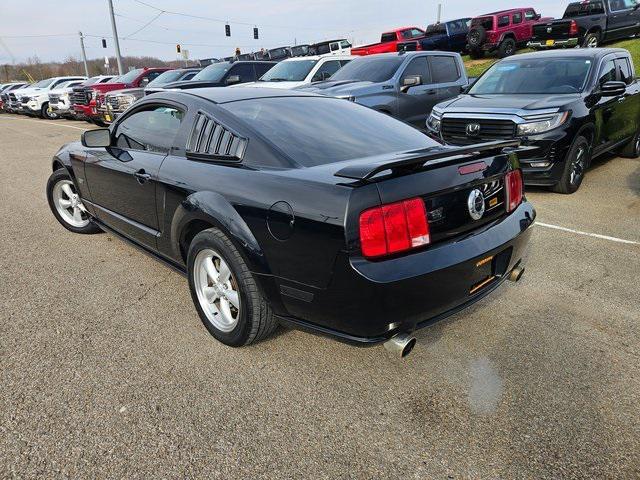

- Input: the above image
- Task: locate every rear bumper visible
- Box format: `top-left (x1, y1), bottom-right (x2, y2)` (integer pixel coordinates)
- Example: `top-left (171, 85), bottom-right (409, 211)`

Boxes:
top-left (271, 201), bottom-right (535, 343)
top-left (528, 38), bottom-right (579, 49)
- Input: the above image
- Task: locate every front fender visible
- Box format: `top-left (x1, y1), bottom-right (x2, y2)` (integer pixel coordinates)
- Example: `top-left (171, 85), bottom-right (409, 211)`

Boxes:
top-left (170, 190), bottom-right (271, 275)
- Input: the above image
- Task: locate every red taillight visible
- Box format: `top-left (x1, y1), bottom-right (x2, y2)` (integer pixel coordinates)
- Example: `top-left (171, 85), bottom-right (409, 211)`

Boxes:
top-left (359, 198), bottom-right (430, 258)
top-left (569, 20), bottom-right (578, 35)
top-left (505, 169), bottom-right (523, 212)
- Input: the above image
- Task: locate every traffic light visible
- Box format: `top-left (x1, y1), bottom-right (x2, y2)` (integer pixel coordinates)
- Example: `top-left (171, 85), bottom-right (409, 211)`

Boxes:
top-left (253, 27), bottom-right (259, 40)
top-left (225, 24), bottom-right (231, 37)
top-left (176, 44), bottom-right (181, 54)
top-left (101, 38), bottom-right (107, 48)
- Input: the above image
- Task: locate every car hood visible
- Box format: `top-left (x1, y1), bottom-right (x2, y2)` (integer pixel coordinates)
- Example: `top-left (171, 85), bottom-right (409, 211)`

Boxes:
top-left (298, 80), bottom-right (378, 96)
top-left (48, 87), bottom-right (75, 95)
top-left (162, 80), bottom-right (223, 90)
top-left (107, 87), bottom-right (145, 97)
top-left (435, 93), bottom-right (581, 114)
top-left (231, 80), bottom-right (306, 89)
top-left (91, 83), bottom-right (132, 93)
top-left (12, 87), bottom-right (41, 97)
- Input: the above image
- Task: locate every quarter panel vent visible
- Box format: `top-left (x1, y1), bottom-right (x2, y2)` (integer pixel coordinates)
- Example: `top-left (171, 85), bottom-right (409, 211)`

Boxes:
top-left (186, 111), bottom-right (247, 162)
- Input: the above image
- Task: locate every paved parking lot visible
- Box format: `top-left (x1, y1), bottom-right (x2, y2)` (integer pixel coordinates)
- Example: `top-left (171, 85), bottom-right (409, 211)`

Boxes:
top-left (1, 114), bottom-right (638, 478)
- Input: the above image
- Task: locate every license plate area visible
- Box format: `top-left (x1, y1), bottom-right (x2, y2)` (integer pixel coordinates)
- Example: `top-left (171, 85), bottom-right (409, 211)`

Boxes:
top-left (469, 247), bottom-right (512, 295)
top-left (546, 39), bottom-right (555, 46)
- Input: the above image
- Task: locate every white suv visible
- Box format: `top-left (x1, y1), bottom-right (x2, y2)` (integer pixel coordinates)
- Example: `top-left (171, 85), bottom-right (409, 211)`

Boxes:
top-left (233, 55), bottom-right (354, 90)
top-left (17, 76), bottom-right (86, 118)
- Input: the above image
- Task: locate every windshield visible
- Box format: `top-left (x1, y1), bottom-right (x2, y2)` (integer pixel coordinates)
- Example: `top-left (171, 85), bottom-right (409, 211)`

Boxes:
top-left (330, 56), bottom-right (404, 83)
top-left (470, 58), bottom-right (593, 94)
top-left (223, 97), bottom-right (438, 167)
top-left (83, 77), bottom-right (101, 86)
top-left (117, 69), bottom-right (142, 84)
top-left (192, 63), bottom-right (231, 82)
top-left (147, 70), bottom-right (187, 87)
top-left (260, 60), bottom-right (318, 82)
top-left (33, 79), bottom-right (54, 88)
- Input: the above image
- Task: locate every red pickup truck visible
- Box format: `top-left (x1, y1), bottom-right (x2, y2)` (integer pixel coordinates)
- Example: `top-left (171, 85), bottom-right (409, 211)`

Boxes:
top-left (71, 67), bottom-right (170, 124)
top-left (351, 27), bottom-right (426, 56)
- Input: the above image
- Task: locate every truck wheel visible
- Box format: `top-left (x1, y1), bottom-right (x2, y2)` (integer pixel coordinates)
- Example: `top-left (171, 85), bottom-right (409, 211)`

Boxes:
top-left (620, 129), bottom-right (640, 159)
top-left (583, 32), bottom-right (600, 48)
top-left (41, 102), bottom-right (57, 120)
top-left (187, 228), bottom-right (278, 347)
top-left (469, 49), bottom-right (484, 60)
top-left (553, 136), bottom-right (590, 194)
top-left (498, 38), bottom-right (516, 58)
top-left (91, 118), bottom-right (108, 127)
top-left (468, 26), bottom-right (486, 50)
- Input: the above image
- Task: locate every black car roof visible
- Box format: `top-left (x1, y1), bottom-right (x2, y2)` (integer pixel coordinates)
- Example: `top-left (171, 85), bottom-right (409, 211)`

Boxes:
top-left (501, 48), bottom-right (628, 60)
top-left (182, 87), bottom-right (320, 104)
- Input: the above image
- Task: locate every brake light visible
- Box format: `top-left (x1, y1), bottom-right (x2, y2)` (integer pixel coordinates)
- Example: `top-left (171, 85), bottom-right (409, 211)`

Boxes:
top-left (505, 169), bottom-right (523, 212)
top-left (569, 20), bottom-right (578, 35)
top-left (359, 198), bottom-right (430, 258)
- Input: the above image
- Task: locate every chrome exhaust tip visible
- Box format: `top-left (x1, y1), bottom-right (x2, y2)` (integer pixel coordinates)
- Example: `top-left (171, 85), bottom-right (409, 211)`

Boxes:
top-left (383, 333), bottom-right (417, 358)
top-left (508, 265), bottom-right (525, 282)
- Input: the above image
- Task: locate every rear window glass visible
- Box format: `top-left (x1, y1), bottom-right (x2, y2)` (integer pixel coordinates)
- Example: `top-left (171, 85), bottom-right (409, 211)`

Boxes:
top-left (472, 17), bottom-right (494, 30)
top-left (381, 33), bottom-right (397, 43)
top-left (564, 1), bottom-right (605, 16)
top-left (330, 56), bottom-right (404, 82)
top-left (223, 97), bottom-right (438, 167)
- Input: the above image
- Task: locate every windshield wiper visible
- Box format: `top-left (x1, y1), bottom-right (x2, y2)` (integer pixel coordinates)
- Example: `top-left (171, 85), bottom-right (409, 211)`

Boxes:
top-left (266, 78), bottom-right (291, 82)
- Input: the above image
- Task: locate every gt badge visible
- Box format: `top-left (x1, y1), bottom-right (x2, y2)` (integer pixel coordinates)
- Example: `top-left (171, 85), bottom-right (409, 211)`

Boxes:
top-left (467, 188), bottom-right (485, 220)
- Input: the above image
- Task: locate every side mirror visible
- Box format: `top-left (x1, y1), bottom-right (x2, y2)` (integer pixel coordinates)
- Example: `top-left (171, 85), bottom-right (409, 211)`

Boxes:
top-left (535, 14), bottom-right (541, 20)
top-left (226, 75), bottom-right (241, 85)
top-left (401, 75), bottom-right (422, 92)
top-left (600, 80), bottom-right (626, 97)
top-left (81, 128), bottom-right (111, 147)
top-left (140, 77), bottom-right (150, 87)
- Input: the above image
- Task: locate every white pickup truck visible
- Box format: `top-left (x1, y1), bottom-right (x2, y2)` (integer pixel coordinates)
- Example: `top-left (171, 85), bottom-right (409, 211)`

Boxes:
top-left (16, 76), bottom-right (86, 118)
top-left (232, 55), bottom-right (354, 90)
top-left (48, 75), bottom-right (114, 118)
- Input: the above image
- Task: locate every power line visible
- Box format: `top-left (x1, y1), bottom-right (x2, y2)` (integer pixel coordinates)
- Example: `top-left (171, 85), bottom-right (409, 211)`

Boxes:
top-left (122, 10), bottom-right (164, 38)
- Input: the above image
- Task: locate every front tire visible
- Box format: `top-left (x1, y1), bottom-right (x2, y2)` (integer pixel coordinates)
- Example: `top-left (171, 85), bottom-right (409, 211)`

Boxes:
top-left (41, 102), bottom-right (58, 119)
top-left (47, 169), bottom-right (102, 234)
top-left (187, 228), bottom-right (277, 347)
top-left (553, 136), bottom-right (590, 194)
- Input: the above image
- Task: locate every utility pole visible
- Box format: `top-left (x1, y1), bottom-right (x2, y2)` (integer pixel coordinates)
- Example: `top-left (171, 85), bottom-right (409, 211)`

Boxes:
top-left (437, 3), bottom-right (442, 23)
top-left (107, 0), bottom-right (124, 75)
top-left (78, 31), bottom-right (90, 77)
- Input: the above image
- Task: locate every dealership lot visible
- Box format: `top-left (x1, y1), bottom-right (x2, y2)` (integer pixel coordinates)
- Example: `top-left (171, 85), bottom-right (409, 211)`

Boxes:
top-left (0, 116), bottom-right (638, 478)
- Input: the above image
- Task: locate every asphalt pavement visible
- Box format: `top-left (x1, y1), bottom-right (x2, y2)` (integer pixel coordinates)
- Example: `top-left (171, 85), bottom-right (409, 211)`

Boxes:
top-left (0, 114), bottom-right (638, 479)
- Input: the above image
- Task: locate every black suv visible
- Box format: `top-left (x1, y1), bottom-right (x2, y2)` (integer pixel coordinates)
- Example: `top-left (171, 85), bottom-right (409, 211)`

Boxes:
top-left (160, 61), bottom-right (275, 90)
top-left (426, 49), bottom-right (640, 193)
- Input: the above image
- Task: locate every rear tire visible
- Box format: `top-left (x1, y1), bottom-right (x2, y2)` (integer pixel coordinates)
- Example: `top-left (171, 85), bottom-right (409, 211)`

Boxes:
top-left (498, 38), bottom-right (516, 58)
top-left (46, 169), bottom-right (102, 234)
top-left (187, 228), bottom-right (277, 347)
top-left (553, 136), bottom-right (590, 194)
top-left (620, 129), bottom-right (640, 159)
top-left (583, 32), bottom-right (600, 48)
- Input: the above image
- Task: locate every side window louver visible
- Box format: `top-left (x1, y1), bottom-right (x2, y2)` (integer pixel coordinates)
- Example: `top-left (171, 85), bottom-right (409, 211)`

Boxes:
top-left (186, 111), bottom-right (247, 162)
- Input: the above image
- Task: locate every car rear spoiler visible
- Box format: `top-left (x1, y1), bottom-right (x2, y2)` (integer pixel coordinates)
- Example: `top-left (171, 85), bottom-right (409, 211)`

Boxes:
top-left (334, 140), bottom-right (521, 181)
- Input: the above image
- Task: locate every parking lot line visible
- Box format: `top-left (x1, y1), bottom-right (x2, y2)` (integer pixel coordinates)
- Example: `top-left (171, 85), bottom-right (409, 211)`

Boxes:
top-left (537, 221), bottom-right (639, 246)
top-left (0, 115), bottom-right (89, 131)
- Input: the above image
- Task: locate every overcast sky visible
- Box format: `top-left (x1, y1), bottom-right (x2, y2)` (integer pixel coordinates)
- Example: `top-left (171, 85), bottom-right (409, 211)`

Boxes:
top-left (2, 0), bottom-right (567, 64)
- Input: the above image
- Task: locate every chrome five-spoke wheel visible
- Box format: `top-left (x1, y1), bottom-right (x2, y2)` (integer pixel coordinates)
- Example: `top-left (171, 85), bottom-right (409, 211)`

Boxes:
top-left (194, 249), bottom-right (241, 333)
top-left (53, 179), bottom-right (90, 228)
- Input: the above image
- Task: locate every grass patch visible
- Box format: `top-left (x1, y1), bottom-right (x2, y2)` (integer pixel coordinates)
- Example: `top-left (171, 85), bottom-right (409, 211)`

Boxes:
top-left (463, 40), bottom-right (640, 77)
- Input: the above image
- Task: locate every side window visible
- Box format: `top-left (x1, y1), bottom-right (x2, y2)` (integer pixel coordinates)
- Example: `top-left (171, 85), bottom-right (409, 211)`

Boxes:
top-left (381, 33), bottom-right (397, 43)
top-left (230, 64), bottom-right (255, 82)
top-left (401, 57), bottom-right (431, 84)
top-left (255, 63), bottom-right (274, 78)
top-left (340, 40), bottom-right (351, 48)
top-left (591, 1), bottom-right (606, 13)
top-left (330, 42), bottom-right (339, 51)
top-left (182, 72), bottom-right (197, 81)
top-left (498, 15), bottom-right (510, 27)
top-left (608, 0), bottom-right (636, 10)
top-left (312, 60), bottom-right (341, 82)
top-left (429, 56), bottom-right (460, 83)
top-left (524, 9), bottom-right (536, 20)
top-left (598, 59), bottom-right (618, 85)
top-left (513, 12), bottom-right (523, 24)
top-left (615, 58), bottom-right (633, 85)
top-left (115, 105), bottom-right (184, 153)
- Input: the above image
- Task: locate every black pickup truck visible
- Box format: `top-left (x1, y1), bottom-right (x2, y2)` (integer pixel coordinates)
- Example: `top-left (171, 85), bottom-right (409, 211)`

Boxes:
top-left (426, 49), bottom-right (640, 193)
top-left (529, 0), bottom-right (640, 49)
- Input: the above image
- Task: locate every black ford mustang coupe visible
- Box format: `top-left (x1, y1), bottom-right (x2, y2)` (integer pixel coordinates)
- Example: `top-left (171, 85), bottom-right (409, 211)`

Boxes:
top-left (46, 88), bottom-right (534, 356)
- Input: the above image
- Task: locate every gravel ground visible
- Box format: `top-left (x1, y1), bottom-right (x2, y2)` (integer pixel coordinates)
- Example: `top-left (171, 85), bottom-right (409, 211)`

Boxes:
top-left (1, 115), bottom-right (639, 479)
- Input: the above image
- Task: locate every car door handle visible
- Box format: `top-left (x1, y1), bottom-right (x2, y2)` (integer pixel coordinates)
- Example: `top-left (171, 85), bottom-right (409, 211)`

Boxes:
top-left (134, 169), bottom-right (151, 184)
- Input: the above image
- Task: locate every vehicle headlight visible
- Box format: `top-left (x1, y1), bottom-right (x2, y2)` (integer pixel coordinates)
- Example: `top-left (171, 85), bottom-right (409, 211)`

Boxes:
top-left (120, 94), bottom-right (137, 106)
top-left (517, 111), bottom-right (570, 136)
top-left (427, 111), bottom-right (442, 133)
